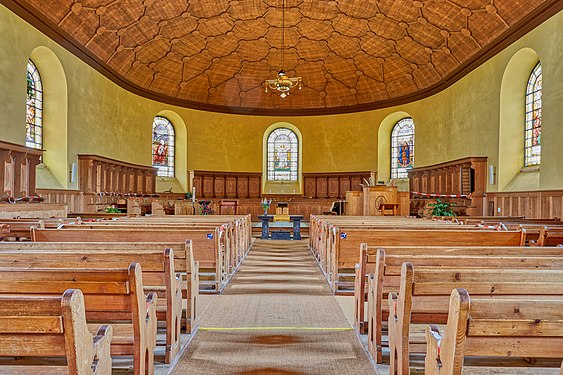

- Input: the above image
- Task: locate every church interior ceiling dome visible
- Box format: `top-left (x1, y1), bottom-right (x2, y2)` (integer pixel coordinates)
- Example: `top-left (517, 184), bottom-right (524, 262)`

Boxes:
top-left (4, 0), bottom-right (560, 115)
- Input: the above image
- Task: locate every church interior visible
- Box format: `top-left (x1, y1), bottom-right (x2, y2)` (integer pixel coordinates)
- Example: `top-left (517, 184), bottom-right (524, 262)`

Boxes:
top-left (0, 0), bottom-right (562, 374)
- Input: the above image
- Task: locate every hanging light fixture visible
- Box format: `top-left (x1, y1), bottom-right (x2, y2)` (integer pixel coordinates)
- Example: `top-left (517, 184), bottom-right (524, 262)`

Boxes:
top-left (263, 0), bottom-right (302, 98)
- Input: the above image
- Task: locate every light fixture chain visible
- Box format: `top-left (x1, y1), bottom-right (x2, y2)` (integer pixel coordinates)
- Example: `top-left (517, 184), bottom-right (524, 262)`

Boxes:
top-left (281, 0), bottom-right (285, 70)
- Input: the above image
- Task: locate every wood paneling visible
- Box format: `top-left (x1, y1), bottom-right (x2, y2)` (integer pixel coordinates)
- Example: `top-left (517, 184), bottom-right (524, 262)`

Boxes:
top-left (408, 157), bottom-right (487, 216)
top-left (78, 154), bottom-right (156, 195)
top-left (0, 203), bottom-right (67, 218)
top-left (0, 140), bottom-right (42, 198)
top-left (193, 171), bottom-right (262, 199)
top-left (486, 190), bottom-right (563, 219)
top-left (302, 172), bottom-right (370, 199)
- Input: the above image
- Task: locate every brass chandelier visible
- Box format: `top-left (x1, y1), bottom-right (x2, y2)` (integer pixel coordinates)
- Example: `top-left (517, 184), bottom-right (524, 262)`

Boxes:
top-left (263, 0), bottom-right (302, 98)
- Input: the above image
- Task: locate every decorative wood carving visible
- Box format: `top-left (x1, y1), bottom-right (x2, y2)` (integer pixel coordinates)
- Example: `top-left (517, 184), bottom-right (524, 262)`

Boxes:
top-left (0, 140), bottom-right (42, 198)
top-left (77, 154), bottom-right (156, 195)
top-left (193, 171), bottom-right (262, 199)
top-left (302, 172), bottom-right (370, 199)
top-left (408, 156), bottom-right (487, 216)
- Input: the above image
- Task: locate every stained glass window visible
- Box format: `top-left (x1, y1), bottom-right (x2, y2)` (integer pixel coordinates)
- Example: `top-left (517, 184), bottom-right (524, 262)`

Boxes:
top-left (267, 128), bottom-right (298, 181)
top-left (26, 60), bottom-right (43, 149)
top-left (391, 118), bottom-right (415, 179)
top-left (524, 62), bottom-right (542, 167)
top-left (152, 116), bottom-right (175, 177)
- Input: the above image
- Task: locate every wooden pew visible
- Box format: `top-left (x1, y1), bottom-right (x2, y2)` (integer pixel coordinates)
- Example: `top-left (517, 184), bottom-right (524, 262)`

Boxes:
top-left (363, 248), bottom-right (563, 364)
top-left (388, 264), bottom-right (563, 375)
top-left (0, 241), bottom-right (198, 335)
top-left (0, 289), bottom-right (113, 375)
top-left (0, 247), bottom-right (183, 364)
top-left (0, 263), bottom-right (157, 375)
top-left (328, 228), bottom-right (523, 293)
top-left (33, 227), bottom-right (229, 292)
top-left (425, 288), bottom-right (563, 375)
top-left (534, 226), bottom-right (563, 246)
top-left (70, 214), bottom-right (253, 265)
top-left (354, 244), bottom-right (563, 338)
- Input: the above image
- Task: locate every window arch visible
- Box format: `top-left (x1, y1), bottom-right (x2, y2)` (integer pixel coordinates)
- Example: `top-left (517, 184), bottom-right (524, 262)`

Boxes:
top-left (267, 127), bottom-right (298, 181)
top-left (524, 62), bottom-right (542, 167)
top-left (391, 118), bottom-right (415, 179)
top-left (26, 59), bottom-right (43, 149)
top-left (152, 116), bottom-right (175, 177)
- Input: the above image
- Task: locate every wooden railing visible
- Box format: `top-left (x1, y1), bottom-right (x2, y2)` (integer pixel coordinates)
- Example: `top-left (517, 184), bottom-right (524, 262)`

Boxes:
top-left (408, 157), bottom-right (487, 215)
top-left (0, 140), bottom-right (42, 199)
top-left (192, 171), bottom-right (261, 199)
top-left (303, 171), bottom-right (370, 199)
top-left (78, 154), bottom-right (156, 195)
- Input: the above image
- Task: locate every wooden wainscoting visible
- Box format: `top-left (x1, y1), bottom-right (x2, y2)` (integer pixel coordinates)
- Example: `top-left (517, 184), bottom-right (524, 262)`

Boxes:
top-left (193, 171), bottom-right (261, 199)
top-left (303, 172), bottom-right (370, 199)
top-left (486, 190), bottom-right (563, 219)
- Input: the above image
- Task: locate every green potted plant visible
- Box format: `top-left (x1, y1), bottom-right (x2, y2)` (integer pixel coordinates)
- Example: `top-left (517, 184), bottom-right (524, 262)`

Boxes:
top-left (428, 198), bottom-right (456, 217)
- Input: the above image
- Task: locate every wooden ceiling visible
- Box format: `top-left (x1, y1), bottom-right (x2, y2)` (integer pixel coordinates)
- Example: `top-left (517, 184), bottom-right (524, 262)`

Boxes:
top-left (4, 0), bottom-right (561, 115)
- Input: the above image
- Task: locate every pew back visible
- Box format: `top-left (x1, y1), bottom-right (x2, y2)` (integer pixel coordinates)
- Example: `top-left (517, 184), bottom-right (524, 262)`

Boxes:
top-left (0, 289), bottom-right (113, 375)
top-left (425, 288), bottom-right (563, 375)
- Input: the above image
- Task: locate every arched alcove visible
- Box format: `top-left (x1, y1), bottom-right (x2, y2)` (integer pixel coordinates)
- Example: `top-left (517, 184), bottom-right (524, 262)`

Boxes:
top-left (498, 48), bottom-right (540, 191)
top-left (154, 110), bottom-right (188, 193)
top-left (377, 111), bottom-right (412, 183)
top-left (262, 122), bottom-right (303, 195)
top-left (29, 46), bottom-right (69, 189)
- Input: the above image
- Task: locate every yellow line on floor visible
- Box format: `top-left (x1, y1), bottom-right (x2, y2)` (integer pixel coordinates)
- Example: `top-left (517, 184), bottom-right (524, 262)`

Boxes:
top-left (198, 326), bottom-right (353, 331)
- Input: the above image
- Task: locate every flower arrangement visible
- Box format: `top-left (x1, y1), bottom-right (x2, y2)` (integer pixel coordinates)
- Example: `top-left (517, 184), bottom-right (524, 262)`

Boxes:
top-left (260, 197), bottom-right (272, 214)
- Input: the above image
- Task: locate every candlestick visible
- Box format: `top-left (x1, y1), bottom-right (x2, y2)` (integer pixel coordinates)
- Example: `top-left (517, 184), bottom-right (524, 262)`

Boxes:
top-left (192, 187), bottom-right (196, 202)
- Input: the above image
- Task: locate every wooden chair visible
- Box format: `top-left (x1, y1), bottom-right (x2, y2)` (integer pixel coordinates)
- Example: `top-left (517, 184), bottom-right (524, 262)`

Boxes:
top-left (425, 288), bottom-right (563, 375)
top-left (0, 263), bottom-right (157, 375)
top-left (0, 289), bottom-right (113, 375)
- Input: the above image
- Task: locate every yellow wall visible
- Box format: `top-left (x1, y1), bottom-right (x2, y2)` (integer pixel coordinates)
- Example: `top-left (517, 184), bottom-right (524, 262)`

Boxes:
top-left (0, 4), bottom-right (561, 193)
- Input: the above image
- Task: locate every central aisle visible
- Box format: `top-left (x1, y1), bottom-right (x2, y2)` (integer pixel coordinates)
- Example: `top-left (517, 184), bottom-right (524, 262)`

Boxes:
top-left (172, 239), bottom-right (376, 375)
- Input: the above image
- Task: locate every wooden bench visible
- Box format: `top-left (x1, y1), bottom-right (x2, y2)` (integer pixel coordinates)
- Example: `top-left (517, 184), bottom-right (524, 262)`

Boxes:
top-left (0, 263), bottom-right (157, 375)
top-left (354, 244), bottom-right (563, 339)
top-left (33, 227), bottom-right (231, 292)
top-left (0, 289), bottom-right (113, 374)
top-left (363, 248), bottom-right (563, 364)
top-left (533, 226), bottom-right (563, 246)
top-left (0, 240), bottom-right (198, 335)
top-left (388, 264), bottom-right (563, 375)
top-left (327, 228), bottom-right (523, 293)
top-left (425, 288), bottom-right (563, 375)
top-left (0, 247), bottom-right (184, 364)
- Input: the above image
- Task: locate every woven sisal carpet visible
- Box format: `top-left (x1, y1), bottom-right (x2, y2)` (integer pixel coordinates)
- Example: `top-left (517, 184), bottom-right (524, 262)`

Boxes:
top-left (171, 240), bottom-right (376, 374)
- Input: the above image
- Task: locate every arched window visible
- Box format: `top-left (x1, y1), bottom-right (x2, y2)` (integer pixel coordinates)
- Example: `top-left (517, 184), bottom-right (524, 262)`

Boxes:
top-left (152, 116), bottom-right (175, 177)
top-left (26, 59), bottom-right (43, 149)
top-left (391, 118), bottom-right (415, 179)
top-left (267, 128), bottom-right (298, 181)
top-left (524, 62), bottom-right (542, 167)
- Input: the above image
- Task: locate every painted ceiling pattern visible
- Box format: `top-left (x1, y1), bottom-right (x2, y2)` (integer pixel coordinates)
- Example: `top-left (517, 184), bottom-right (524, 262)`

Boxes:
top-left (22, 0), bottom-right (549, 112)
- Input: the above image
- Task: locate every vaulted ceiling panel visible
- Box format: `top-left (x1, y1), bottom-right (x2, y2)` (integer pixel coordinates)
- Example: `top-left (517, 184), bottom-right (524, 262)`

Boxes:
top-left (6, 0), bottom-right (558, 114)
